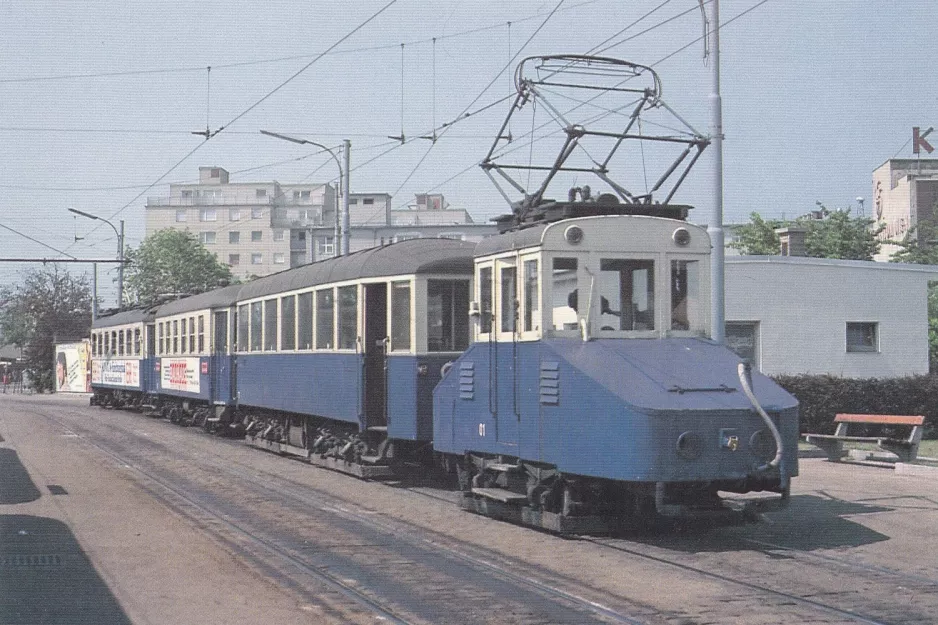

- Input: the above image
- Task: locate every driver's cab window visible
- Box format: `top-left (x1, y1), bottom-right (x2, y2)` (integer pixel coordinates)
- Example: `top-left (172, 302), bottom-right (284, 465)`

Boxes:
top-left (599, 259), bottom-right (655, 332)
top-left (552, 257), bottom-right (578, 331)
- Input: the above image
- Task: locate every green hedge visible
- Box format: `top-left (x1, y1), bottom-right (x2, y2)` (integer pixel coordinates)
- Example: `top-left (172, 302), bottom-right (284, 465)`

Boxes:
top-left (772, 374), bottom-right (938, 439)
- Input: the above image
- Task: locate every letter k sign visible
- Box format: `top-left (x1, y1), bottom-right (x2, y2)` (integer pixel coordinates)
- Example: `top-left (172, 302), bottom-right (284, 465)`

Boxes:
top-left (913, 126), bottom-right (934, 154)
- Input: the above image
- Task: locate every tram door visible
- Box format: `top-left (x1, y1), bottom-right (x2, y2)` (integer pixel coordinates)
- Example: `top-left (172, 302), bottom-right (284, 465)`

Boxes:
top-left (212, 310), bottom-right (233, 404)
top-left (363, 283), bottom-right (389, 430)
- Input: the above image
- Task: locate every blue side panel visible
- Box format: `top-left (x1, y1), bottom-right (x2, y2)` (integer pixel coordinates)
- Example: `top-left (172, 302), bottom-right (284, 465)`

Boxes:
top-left (434, 337), bottom-right (800, 483)
top-left (236, 353), bottom-right (361, 426)
top-left (211, 354), bottom-right (235, 405)
top-left (386, 354), bottom-right (452, 441)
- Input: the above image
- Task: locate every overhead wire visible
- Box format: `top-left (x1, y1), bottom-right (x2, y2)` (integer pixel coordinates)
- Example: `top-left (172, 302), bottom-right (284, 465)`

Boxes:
top-left (391, 0), bottom-right (567, 199)
top-left (60, 0), bottom-right (399, 256)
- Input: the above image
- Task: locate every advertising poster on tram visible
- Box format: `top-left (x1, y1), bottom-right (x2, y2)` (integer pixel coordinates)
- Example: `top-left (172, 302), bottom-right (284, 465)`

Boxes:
top-left (161, 357), bottom-right (201, 393)
top-left (55, 341), bottom-right (92, 393)
top-left (90, 358), bottom-right (140, 388)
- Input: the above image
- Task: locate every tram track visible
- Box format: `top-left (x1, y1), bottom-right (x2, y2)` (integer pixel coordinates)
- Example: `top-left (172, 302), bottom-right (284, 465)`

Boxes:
top-left (34, 398), bottom-right (938, 625)
top-left (42, 404), bottom-right (654, 625)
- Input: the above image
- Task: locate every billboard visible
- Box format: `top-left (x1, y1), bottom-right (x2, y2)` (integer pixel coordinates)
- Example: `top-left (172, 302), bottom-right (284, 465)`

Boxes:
top-left (55, 341), bottom-right (91, 393)
top-left (91, 359), bottom-right (140, 388)
top-left (160, 357), bottom-right (201, 394)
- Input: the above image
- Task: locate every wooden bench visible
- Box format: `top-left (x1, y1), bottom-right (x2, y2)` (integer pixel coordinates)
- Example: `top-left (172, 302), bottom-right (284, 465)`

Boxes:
top-left (803, 414), bottom-right (925, 463)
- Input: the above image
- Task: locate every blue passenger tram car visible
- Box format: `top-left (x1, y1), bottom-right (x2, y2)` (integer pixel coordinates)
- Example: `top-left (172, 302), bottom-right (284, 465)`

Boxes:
top-left (89, 308), bottom-right (157, 408)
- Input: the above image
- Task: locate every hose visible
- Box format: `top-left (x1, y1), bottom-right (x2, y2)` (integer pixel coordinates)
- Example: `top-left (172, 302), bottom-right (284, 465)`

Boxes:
top-left (737, 361), bottom-right (783, 471)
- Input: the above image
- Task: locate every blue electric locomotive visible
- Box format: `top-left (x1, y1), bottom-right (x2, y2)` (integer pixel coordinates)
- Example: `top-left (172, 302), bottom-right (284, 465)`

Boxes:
top-left (434, 213), bottom-right (798, 532)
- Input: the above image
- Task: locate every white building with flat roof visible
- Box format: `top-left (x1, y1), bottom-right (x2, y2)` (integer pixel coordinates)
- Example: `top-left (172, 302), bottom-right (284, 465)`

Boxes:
top-left (725, 255), bottom-right (938, 377)
top-left (872, 159), bottom-right (938, 261)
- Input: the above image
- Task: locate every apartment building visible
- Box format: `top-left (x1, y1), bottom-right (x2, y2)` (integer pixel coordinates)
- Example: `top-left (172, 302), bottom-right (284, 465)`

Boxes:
top-left (145, 167), bottom-right (336, 280)
top-left (872, 158), bottom-right (938, 261)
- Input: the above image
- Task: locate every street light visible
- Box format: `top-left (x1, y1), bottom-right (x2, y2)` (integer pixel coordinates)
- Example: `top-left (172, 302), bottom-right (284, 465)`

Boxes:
top-left (68, 207), bottom-right (124, 310)
top-left (260, 130), bottom-right (351, 256)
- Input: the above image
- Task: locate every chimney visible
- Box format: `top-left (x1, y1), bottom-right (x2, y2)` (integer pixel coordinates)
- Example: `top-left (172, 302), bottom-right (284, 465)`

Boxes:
top-left (775, 226), bottom-right (808, 257)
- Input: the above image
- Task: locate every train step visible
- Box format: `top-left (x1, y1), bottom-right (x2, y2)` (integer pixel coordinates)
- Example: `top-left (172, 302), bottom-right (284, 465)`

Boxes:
top-left (485, 462), bottom-right (522, 473)
top-left (471, 487), bottom-right (528, 504)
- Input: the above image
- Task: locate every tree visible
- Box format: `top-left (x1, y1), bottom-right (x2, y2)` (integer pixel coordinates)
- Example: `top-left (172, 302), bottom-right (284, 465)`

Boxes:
top-left (889, 214), bottom-right (938, 370)
top-left (123, 229), bottom-right (235, 306)
top-left (728, 212), bottom-right (784, 255)
top-left (730, 206), bottom-right (883, 260)
top-left (888, 216), bottom-right (938, 264)
top-left (798, 205), bottom-right (883, 261)
top-left (0, 266), bottom-right (92, 392)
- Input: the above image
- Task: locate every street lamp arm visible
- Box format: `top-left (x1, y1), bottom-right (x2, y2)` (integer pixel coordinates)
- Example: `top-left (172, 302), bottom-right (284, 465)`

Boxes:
top-left (68, 207), bottom-right (118, 239)
top-left (259, 130), bottom-right (343, 178)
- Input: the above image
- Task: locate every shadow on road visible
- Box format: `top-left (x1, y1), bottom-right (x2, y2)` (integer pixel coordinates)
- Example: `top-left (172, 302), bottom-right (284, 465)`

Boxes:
top-left (0, 514), bottom-right (132, 625)
top-left (0, 449), bottom-right (41, 504)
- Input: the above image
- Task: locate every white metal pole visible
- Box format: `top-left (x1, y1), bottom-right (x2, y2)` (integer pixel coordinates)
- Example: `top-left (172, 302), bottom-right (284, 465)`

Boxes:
top-left (342, 139), bottom-right (351, 256)
top-left (707, 0), bottom-right (725, 344)
top-left (118, 220), bottom-right (125, 309)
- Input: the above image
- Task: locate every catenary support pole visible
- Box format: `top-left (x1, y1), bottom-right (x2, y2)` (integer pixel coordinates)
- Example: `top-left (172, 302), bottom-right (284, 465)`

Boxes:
top-left (342, 139), bottom-right (351, 256)
top-left (707, 0), bottom-right (725, 344)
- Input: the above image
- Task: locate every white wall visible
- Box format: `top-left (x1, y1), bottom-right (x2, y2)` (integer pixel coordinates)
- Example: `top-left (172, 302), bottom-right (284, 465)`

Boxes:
top-left (726, 257), bottom-right (936, 378)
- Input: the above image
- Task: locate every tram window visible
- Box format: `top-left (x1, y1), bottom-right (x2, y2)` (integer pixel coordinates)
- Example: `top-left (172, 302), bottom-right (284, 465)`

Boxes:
top-left (552, 258), bottom-right (578, 331)
top-left (523, 259), bottom-right (539, 332)
top-left (118, 330), bottom-right (124, 356)
top-left (316, 290), bottom-right (334, 349)
top-left (500, 266), bottom-right (517, 333)
top-left (181, 319), bottom-right (188, 354)
top-left (170, 321), bottom-right (177, 353)
top-left (250, 302), bottom-right (263, 351)
top-left (390, 281), bottom-right (411, 351)
top-left (428, 280), bottom-right (470, 352)
top-left (671, 260), bottom-right (699, 331)
top-left (298, 293), bottom-right (313, 349)
top-left (134, 329), bottom-right (141, 355)
top-left (281, 295), bottom-right (296, 351)
top-left (599, 259), bottom-right (655, 331)
top-left (237, 305), bottom-right (249, 352)
top-left (479, 266), bottom-right (493, 333)
top-left (197, 316), bottom-right (205, 353)
top-left (264, 299), bottom-right (278, 351)
top-left (337, 286), bottom-right (358, 350)
top-left (189, 316), bottom-right (196, 353)
top-left (157, 324), bottom-right (163, 355)
top-left (104, 332), bottom-right (110, 355)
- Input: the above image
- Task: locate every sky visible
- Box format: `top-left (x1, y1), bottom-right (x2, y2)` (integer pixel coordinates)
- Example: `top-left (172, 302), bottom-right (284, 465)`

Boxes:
top-left (1, 0), bottom-right (935, 304)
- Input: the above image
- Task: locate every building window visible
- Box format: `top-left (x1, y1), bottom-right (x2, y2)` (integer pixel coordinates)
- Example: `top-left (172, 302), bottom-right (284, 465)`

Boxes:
top-left (251, 207), bottom-right (263, 219)
top-left (317, 236), bottom-right (335, 257)
top-left (273, 252), bottom-right (285, 264)
top-left (349, 199), bottom-right (358, 205)
top-left (229, 254), bottom-right (240, 266)
top-left (229, 231), bottom-right (240, 244)
top-left (847, 322), bottom-right (878, 353)
top-left (181, 189), bottom-right (193, 201)
top-left (251, 231), bottom-right (263, 242)
top-left (273, 229), bottom-right (285, 242)
top-left (256, 188), bottom-right (267, 198)
top-left (199, 208), bottom-right (217, 222)
top-left (438, 232), bottom-right (465, 241)
top-left (251, 253), bottom-right (262, 265)
top-left (362, 197), bottom-right (374, 205)
top-left (229, 208), bottom-right (241, 221)
top-left (199, 231), bottom-right (216, 244)
top-left (175, 209), bottom-right (187, 222)
top-left (202, 189), bottom-right (220, 204)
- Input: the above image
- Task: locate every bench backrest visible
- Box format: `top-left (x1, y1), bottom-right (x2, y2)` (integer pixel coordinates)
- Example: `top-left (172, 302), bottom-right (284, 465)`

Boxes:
top-left (834, 413), bottom-right (924, 427)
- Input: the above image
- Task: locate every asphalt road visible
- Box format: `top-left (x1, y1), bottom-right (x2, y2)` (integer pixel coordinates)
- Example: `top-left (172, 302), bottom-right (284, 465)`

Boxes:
top-left (2, 393), bottom-right (937, 624)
